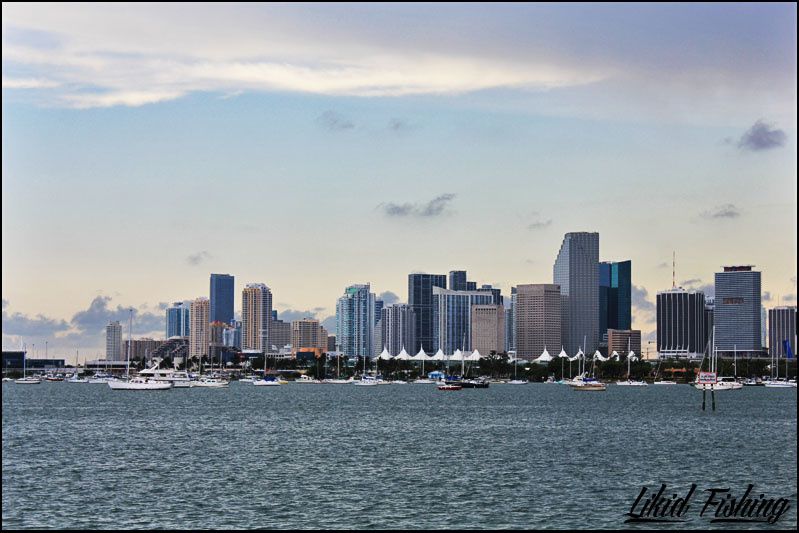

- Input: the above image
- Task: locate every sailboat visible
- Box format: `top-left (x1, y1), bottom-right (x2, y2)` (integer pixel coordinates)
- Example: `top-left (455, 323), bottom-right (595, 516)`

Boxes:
top-left (109, 310), bottom-right (172, 391)
top-left (15, 345), bottom-right (41, 384)
top-left (353, 350), bottom-right (381, 386)
top-left (616, 340), bottom-right (647, 386)
top-left (693, 327), bottom-right (742, 391)
top-left (764, 336), bottom-right (796, 388)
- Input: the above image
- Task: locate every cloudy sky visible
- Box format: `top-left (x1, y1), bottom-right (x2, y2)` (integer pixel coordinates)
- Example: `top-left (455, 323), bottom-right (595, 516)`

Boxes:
top-left (2, 3), bottom-right (797, 361)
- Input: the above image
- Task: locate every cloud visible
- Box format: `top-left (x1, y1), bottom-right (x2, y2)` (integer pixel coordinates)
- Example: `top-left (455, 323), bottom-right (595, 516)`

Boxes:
top-left (631, 284), bottom-right (655, 323)
top-left (317, 110), bottom-right (355, 131)
top-left (527, 219), bottom-right (552, 230)
top-left (388, 118), bottom-right (414, 133)
top-left (69, 296), bottom-right (165, 338)
top-left (2, 307), bottom-right (71, 337)
top-left (186, 251), bottom-right (211, 265)
top-left (2, 76), bottom-right (61, 89)
top-left (320, 315), bottom-right (337, 333)
top-left (378, 291), bottom-right (400, 304)
top-left (700, 204), bottom-right (741, 220)
top-left (276, 309), bottom-right (322, 322)
top-left (681, 279), bottom-right (715, 299)
top-left (681, 278), bottom-right (702, 286)
top-left (762, 291), bottom-right (773, 302)
top-left (736, 120), bottom-right (787, 151)
top-left (784, 294), bottom-right (796, 303)
top-left (379, 193), bottom-right (456, 218)
top-left (656, 262), bottom-right (669, 269)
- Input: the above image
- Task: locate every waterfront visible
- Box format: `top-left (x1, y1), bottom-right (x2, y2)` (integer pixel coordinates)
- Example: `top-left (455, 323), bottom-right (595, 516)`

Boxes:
top-left (2, 382), bottom-right (796, 529)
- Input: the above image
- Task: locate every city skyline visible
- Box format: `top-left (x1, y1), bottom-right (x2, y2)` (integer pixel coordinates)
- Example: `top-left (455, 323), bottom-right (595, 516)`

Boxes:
top-left (2, 3), bottom-right (797, 359)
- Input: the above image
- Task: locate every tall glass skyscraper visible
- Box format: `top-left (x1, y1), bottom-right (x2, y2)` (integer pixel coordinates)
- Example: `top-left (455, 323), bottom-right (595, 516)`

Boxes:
top-left (408, 273), bottom-right (447, 353)
top-left (553, 232), bottom-right (599, 354)
top-left (448, 270), bottom-right (467, 291)
top-left (210, 273), bottom-right (234, 325)
top-left (166, 301), bottom-right (191, 338)
top-left (432, 287), bottom-right (494, 354)
top-left (714, 266), bottom-right (764, 357)
top-left (656, 288), bottom-right (706, 358)
top-left (599, 260), bottom-right (631, 342)
top-left (336, 283), bottom-right (376, 358)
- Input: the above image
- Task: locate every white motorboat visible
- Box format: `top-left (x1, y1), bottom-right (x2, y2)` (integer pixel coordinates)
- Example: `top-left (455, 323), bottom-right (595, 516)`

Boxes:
top-left (507, 379), bottom-right (528, 385)
top-left (412, 378), bottom-right (436, 384)
top-left (65, 374), bottom-right (89, 383)
top-left (324, 378), bottom-right (353, 384)
top-left (763, 379), bottom-right (795, 388)
top-left (294, 374), bottom-right (322, 384)
top-left (352, 375), bottom-right (381, 386)
top-left (15, 376), bottom-right (42, 385)
top-left (653, 380), bottom-right (678, 385)
top-left (108, 377), bottom-right (173, 390)
top-left (193, 377), bottom-right (229, 388)
top-left (253, 377), bottom-right (281, 387)
top-left (616, 380), bottom-right (648, 386)
top-left (694, 376), bottom-right (743, 391)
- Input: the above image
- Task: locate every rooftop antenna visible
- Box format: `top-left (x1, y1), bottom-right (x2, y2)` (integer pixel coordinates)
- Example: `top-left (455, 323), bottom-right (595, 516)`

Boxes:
top-left (672, 251), bottom-right (676, 289)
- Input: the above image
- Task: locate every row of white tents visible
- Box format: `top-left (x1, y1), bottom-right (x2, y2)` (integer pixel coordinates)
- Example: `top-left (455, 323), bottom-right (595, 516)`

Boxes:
top-left (373, 347), bottom-right (639, 363)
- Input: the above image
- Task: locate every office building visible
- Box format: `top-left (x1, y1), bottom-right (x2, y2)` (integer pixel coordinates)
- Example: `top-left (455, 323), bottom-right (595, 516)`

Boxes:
top-left (554, 232), bottom-right (600, 354)
top-left (515, 284), bottom-right (561, 359)
top-left (223, 321), bottom-right (242, 350)
top-left (408, 273), bottom-right (447, 353)
top-left (769, 306), bottom-right (796, 358)
top-left (241, 283), bottom-right (272, 352)
top-left (291, 318), bottom-right (328, 355)
top-left (449, 270), bottom-right (467, 291)
top-left (209, 273), bottom-right (234, 325)
top-left (599, 260), bottom-right (631, 343)
top-left (432, 287), bottom-right (494, 354)
top-left (607, 329), bottom-right (642, 356)
top-left (656, 288), bottom-right (706, 358)
top-left (269, 318), bottom-right (292, 351)
top-left (471, 304), bottom-right (505, 355)
top-left (714, 266), bottom-right (764, 357)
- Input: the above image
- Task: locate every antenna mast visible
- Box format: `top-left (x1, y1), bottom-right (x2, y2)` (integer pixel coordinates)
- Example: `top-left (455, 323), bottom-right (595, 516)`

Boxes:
top-left (672, 251), bottom-right (676, 288)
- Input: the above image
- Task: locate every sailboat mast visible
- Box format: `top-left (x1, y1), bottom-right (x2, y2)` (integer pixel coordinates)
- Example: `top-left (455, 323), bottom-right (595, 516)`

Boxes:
top-left (126, 308), bottom-right (132, 380)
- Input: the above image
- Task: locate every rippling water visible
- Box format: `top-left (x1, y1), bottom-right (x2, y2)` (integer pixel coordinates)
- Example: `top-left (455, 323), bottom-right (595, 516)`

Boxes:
top-left (2, 382), bottom-right (796, 529)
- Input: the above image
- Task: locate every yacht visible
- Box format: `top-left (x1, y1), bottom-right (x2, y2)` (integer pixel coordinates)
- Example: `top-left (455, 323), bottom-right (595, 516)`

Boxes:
top-left (507, 379), bottom-right (528, 385)
top-left (695, 376), bottom-right (743, 391)
top-left (412, 378), bottom-right (437, 384)
top-left (653, 380), bottom-right (678, 385)
top-left (253, 376), bottom-right (281, 387)
top-left (352, 374), bottom-right (380, 386)
top-left (193, 377), bottom-right (229, 388)
top-left (108, 377), bottom-right (173, 390)
top-left (462, 377), bottom-right (490, 388)
top-left (294, 374), bottom-right (322, 384)
top-left (65, 373), bottom-right (89, 383)
top-left (616, 343), bottom-right (647, 386)
top-left (764, 379), bottom-right (795, 388)
top-left (567, 373), bottom-right (607, 391)
top-left (324, 377), bottom-right (353, 384)
top-left (15, 376), bottom-right (42, 385)
top-left (88, 373), bottom-right (115, 384)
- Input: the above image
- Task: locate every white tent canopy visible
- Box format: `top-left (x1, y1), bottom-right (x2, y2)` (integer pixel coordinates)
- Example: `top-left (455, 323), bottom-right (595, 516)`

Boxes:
top-left (450, 349), bottom-right (464, 362)
top-left (394, 347), bottom-right (411, 361)
top-left (431, 349), bottom-right (446, 361)
top-left (377, 347), bottom-right (393, 361)
top-left (611, 350), bottom-right (620, 361)
top-left (593, 350), bottom-right (609, 362)
top-left (627, 351), bottom-right (638, 362)
top-left (467, 349), bottom-right (482, 361)
top-left (534, 348), bottom-right (553, 363)
top-left (412, 348), bottom-right (430, 361)
top-left (558, 348), bottom-right (569, 359)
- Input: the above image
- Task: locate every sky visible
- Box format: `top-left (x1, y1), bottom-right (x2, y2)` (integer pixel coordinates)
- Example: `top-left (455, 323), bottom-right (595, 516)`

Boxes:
top-left (2, 3), bottom-right (797, 362)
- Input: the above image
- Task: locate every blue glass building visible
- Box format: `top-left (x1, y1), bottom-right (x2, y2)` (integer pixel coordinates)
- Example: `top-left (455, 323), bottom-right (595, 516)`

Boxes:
top-left (599, 260), bottom-right (631, 342)
top-left (166, 301), bottom-right (190, 338)
top-left (210, 273), bottom-right (234, 325)
top-left (432, 287), bottom-right (494, 354)
top-left (408, 273), bottom-right (447, 353)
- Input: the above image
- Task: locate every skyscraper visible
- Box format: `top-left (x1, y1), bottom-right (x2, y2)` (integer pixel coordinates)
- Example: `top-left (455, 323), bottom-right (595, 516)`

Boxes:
top-left (432, 287), bottom-right (494, 354)
top-left (656, 288), bottom-right (706, 358)
top-left (769, 306), bottom-right (797, 358)
top-left (165, 301), bottom-right (191, 338)
top-left (189, 297), bottom-right (210, 360)
top-left (515, 284), bottom-right (562, 359)
top-left (105, 320), bottom-right (123, 361)
top-left (291, 318), bottom-right (328, 355)
top-left (714, 266), bottom-right (764, 357)
top-left (471, 304), bottom-right (505, 354)
top-left (241, 283), bottom-right (272, 352)
top-left (336, 283), bottom-right (375, 358)
top-left (599, 260), bottom-right (631, 343)
top-left (209, 273), bottom-right (234, 324)
top-left (380, 304), bottom-right (416, 356)
top-left (553, 232), bottom-right (599, 354)
top-left (448, 270), bottom-right (467, 291)
top-left (408, 273), bottom-right (447, 353)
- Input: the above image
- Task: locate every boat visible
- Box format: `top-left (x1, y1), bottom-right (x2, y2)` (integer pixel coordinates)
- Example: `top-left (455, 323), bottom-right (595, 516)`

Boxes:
top-left (763, 379), bottom-right (795, 388)
top-left (44, 373), bottom-right (64, 382)
top-left (193, 376), bottom-right (229, 388)
top-left (15, 349), bottom-right (41, 384)
top-left (139, 366), bottom-right (194, 387)
top-left (462, 377), bottom-right (490, 388)
top-left (693, 328), bottom-right (743, 391)
top-left (508, 351), bottom-right (527, 384)
top-left (616, 341), bottom-right (647, 386)
top-left (65, 373), bottom-right (88, 383)
top-left (108, 377), bottom-right (173, 390)
top-left (109, 310), bottom-right (174, 391)
top-left (507, 379), bottom-right (528, 385)
top-left (253, 376), bottom-right (281, 387)
top-left (573, 381), bottom-right (607, 391)
top-left (352, 374), bottom-right (380, 386)
top-left (294, 374), bottom-right (322, 384)
top-left (88, 372), bottom-right (115, 384)
top-left (324, 378), bottom-right (353, 384)
top-left (412, 378), bottom-right (436, 384)
top-left (438, 382), bottom-right (462, 391)
top-left (653, 380), bottom-right (678, 385)
top-left (567, 372), bottom-right (607, 391)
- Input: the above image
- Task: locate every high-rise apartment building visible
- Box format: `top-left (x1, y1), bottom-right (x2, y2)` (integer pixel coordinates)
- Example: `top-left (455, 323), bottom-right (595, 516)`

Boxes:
top-left (166, 301), bottom-right (191, 338)
top-left (714, 266), bottom-right (764, 357)
top-left (189, 297), bottom-right (210, 359)
top-left (241, 283), bottom-right (272, 352)
top-left (408, 273), bottom-right (447, 353)
top-left (380, 304), bottom-right (416, 356)
top-left (291, 318), bottom-right (328, 355)
top-left (269, 318), bottom-right (292, 351)
top-left (515, 284), bottom-right (562, 359)
top-left (336, 284), bottom-right (375, 358)
top-left (105, 321), bottom-right (123, 361)
top-left (553, 232), bottom-right (599, 354)
top-left (210, 274), bottom-right (234, 325)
